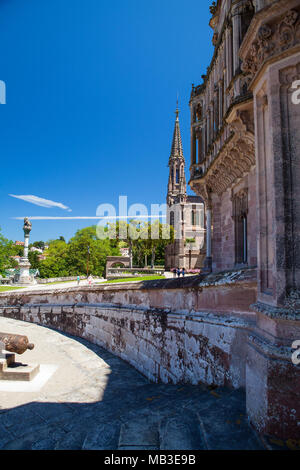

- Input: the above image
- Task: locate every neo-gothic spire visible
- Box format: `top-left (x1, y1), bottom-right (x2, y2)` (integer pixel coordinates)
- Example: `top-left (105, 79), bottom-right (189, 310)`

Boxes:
top-left (167, 102), bottom-right (187, 206)
top-left (170, 102), bottom-right (184, 159)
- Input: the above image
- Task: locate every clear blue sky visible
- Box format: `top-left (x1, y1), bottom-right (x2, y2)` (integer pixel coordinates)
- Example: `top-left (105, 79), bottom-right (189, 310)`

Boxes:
top-left (0, 0), bottom-right (213, 242)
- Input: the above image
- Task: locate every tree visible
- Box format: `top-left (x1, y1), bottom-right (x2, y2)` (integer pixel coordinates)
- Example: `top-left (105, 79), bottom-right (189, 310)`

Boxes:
top-left (32, 241), bottom-right (45, 250)
top-left (0, 227), bottom-right (17, 275)
top-left (38, 240), bottom-right (69, 278)
top-left (28, 251), bottom-right (40, 270)
top-left (39, 226), bottom-right (120, 278)
top-left (104, 221), bottom-right (174, 268)
top-left (144, 221), bottom-right (174, 267)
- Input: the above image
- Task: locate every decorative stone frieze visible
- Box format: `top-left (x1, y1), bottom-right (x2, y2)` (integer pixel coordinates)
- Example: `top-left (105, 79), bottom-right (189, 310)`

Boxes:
top-left (241, 8), bottom-right (300, 81)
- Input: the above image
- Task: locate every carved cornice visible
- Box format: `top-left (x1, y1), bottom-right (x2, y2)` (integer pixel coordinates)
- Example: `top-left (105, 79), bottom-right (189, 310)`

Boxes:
top-left (190, 109), bottom-right (255, 197)
top-left (241, 8), bottom-right (300, 83)
top-left (190, 182), bottom-right (212, 209)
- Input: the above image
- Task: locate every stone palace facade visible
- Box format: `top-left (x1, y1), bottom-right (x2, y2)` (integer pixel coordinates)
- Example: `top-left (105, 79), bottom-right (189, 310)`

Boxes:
top-left (189, 0), bottom-right (300, 438)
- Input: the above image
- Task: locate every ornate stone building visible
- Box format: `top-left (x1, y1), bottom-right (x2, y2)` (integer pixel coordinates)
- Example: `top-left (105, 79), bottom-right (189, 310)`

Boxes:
top-left (165, 106), bottom-right (206, 270)
top-left (189, 0), bottom-right (300, 438)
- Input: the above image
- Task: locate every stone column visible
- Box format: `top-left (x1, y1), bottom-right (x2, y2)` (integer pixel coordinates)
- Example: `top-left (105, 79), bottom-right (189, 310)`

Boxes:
top-left (24, 233), bottom-right (29, 259)
top-left (228, 26), bottom-right (233, 83)
top-left (206, 112), bottom-right (210, 149)
top-left (18, 218), bottom-right (36, 285)
top-left (232, 7), bottom-right (242, 75)
top-left (225, 27), bottom-right (232, 87)
top-left (210, 103), bottom-right (214, 143)
top-left (203, 202), bottom-right (212, 273)
top-left (191, 128), bottom-right (196, 165)
top-left (244, 28), bottom-right (300, 439)
top-left (196, 128), bottom-right (202, 163)
top-left (218, 80), bottom-right (223, 127)
top-left (206, 208), bottom-right (212, 258)
top-left (202, 124), bottom-right (206, 158)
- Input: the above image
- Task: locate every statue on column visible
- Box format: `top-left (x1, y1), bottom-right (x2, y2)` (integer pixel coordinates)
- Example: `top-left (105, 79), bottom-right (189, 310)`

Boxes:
top-left (18, 217), bottom-right (36, 285)
top-left (23, 217), bottom-right (32, 235)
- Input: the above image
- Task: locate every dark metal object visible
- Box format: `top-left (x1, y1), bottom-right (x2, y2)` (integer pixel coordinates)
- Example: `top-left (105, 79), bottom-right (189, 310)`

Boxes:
top-left (0, 332), bottom-right (34, 355)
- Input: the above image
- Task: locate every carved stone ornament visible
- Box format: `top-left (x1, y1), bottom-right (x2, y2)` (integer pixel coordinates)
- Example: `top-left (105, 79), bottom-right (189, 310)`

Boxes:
top-left (23, 217), bottom-right (32, 235)
top-left (195, 107), bottom-right (255, 196)
top-left (241, 9), bottom-right (300, 81)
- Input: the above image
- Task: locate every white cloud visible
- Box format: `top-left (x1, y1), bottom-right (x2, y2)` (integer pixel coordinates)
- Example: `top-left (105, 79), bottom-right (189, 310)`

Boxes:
top-left (9, 194), bottom-right (72, 212)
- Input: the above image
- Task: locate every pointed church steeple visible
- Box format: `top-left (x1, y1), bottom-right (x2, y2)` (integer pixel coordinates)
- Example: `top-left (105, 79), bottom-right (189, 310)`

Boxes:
top-left (170, 100), bottom-right (184, 159)
top-left (167, 102), bottom-right (187, 206)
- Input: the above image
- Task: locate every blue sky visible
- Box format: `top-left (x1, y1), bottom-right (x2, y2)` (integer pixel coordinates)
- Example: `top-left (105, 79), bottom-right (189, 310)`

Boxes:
top-left (0, 0), bottom-right (213, 242)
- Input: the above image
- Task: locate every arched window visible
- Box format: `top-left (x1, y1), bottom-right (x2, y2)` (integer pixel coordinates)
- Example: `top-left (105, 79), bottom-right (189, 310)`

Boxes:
top-left (176, 168), bottom-right (179, 184)
top-left (233, 190), bottom-right (248, 265)
top-left (191, 210), bottom-right (195, 226)
top-left (191, 210), bottom-right (199, 226)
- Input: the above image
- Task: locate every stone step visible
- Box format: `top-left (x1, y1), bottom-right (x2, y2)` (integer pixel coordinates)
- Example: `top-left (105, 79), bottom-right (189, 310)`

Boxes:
top-left (118, 417), bottom-right (160, 450)
top-left (0, 363), bottom-right (40, 381)
top-left (0, 353), bottom-right (16, 372)
top-left (195, 390), bottom-right (265, 450)
top-left (159, 411), bottom-right (206, 450)
top-left (82, 422), bottom-right (121, 450)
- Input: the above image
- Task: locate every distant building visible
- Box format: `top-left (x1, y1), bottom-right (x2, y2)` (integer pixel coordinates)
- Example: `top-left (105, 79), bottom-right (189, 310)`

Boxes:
top-left (14, 241), bottom-right (24, 246)
top-left (120, 247), bottom-right (129, 257)
top-left (165, 105), bottom-right (206, 270)
top-left (30, 247), bottom-right (43, 254)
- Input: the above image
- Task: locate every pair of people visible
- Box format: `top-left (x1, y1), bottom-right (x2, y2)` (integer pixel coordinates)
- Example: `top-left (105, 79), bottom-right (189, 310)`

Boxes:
top-left (77, 275), bottom-right (94, 286)
top-left (173, 268), bottom-right (185, 278)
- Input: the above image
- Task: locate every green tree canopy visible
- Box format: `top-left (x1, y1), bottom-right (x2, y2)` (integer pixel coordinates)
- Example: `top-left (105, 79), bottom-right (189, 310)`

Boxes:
top-left (38, 225), bottom-right (121, 278)
top-left (0, 227), bottom-right (18, 275)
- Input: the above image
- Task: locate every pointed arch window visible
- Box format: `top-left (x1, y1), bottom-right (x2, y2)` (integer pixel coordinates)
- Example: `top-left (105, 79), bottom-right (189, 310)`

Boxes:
top-left (233, 190), bottom-right (248, 265)
top-left (191, 210), bottom-right (199, 226)
top-left (176, 168), bottom-right (179, 184)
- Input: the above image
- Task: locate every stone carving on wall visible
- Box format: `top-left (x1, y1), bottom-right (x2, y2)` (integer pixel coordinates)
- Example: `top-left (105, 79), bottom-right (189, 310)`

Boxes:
top-left (241, 9), bottom-right (300, 80)
top-left (192, 182), bottom-right (212, 209)
top-left (201, 109), bottom-right (255, 196)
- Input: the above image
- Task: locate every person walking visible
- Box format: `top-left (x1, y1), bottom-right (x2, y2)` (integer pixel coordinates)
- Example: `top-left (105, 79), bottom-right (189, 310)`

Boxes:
top-left (77, 275), bottom-right (80, 286)
top-left (177, 267), bottom-right (181, 278)
top-left (181, 267), bottom-right (185, 277)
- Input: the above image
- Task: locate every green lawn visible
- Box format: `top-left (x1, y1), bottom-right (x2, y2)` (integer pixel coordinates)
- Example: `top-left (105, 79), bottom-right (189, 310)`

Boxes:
top-left (98, 275), bottom-right (165, 284)
top-left (0, 286), bottom-right (25, 292)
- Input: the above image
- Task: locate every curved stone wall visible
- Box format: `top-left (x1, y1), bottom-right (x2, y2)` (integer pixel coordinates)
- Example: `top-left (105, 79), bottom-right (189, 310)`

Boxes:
top-left (0, 271), bottom-right (257, 388)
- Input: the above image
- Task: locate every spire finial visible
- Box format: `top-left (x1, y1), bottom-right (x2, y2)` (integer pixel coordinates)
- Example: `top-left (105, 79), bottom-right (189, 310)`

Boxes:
top-left (175, 93), bottom-right (179, 119)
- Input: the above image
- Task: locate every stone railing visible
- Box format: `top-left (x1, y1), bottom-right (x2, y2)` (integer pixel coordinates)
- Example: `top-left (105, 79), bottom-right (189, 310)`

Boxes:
top-left (1, 267), bottom-right (299, 439)
top-left (0, 269), bottom-right (257, 387)
top-left (37, 276), bottom-right (102, 284)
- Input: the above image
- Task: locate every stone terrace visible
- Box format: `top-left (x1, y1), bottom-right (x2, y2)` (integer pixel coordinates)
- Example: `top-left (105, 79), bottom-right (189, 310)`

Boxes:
top-left (0, 317), bottom-right (270, 451)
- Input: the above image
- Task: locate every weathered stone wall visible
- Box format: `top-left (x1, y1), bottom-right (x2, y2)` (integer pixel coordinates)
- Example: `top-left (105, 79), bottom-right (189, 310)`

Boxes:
top-left (0, 271), bottom-right (257, 388)
top-left (0, 270), bottom-right (299, 439)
